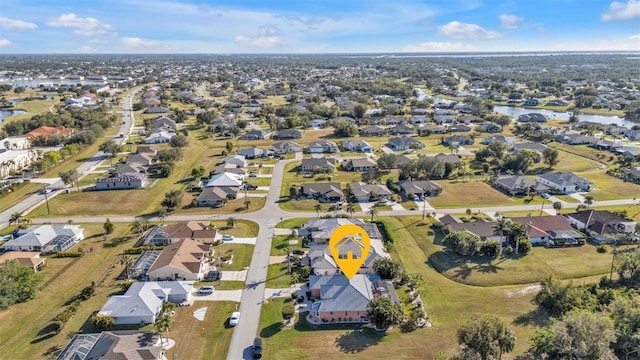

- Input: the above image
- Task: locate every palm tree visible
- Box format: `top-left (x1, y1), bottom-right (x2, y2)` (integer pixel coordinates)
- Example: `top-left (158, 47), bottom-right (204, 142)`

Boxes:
top-left (368, 206), bottom-right (378, 222)
top-left (9, 211), bottom-right (22, 227)
top-left (493, 219), bottom-right (510, 248)
top-left (155, 314), bottom-right (172, 346)
top-left (584, 195), bottom-right (593, 209)
top-left (282, 247), bottom-right (292, 275)
top-left (119, 255), bottom-right (135, 280)
top-left (161, 301), bottom-right (175, 316)
top-left (313, 202), bottom-right (322, 218)
top-left (157, 208), bottom-right (168, 225)
top-left (497, 328), bottom-right (517, 359)
top-left (346, 202), bottom-right (356, 217)
top-left (226, 216), bottom-right (236, 228)
top-left (130, 219), bottom-right (144, 236)
top-left (509, 223), bottom-right (528, 255)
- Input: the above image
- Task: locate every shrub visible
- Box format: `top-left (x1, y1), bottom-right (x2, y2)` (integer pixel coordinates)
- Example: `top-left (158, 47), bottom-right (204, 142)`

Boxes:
top-left (282, 303), bottom-right (295, 320)
top-left (596, 245), bottom-right (608, 253)
top-left (55, 251), bottom-right (83, 258)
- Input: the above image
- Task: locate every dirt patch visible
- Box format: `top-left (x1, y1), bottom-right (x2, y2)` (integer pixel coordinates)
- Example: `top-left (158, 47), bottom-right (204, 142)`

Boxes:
top-left (504, 285), bottom-right (541, 297)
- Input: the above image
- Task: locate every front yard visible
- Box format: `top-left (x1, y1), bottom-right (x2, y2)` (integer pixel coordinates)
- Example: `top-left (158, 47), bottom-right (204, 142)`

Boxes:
top-left (428, 180), bottom-right (544, 209)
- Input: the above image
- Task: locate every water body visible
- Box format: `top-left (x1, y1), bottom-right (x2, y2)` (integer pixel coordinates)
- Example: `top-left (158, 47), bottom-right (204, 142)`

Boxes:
top-left (0, 109), bottom-right (26, 122)
top-left (414, 88), bottom-right (635, 128)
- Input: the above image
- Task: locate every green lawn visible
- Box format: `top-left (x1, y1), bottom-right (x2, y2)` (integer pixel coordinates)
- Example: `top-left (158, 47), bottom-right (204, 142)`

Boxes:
top-left (579, 170), bottom-right (640, 201)
top-left (276, 218), bottom-right (309, 229)
top-left (209, 219), bottom-right (259, 238)
top-left (211, 243), bottom-right (254, 271)
top-left (0, 224), bottom-right (138, 359)
top-left (164, 301), bottom-right (238, 360)
top-left (429, 180), bottom-right (544, 209)
top-left (590, 204), bottom-right (640, 222)
top-left (271, 234), bottom-right (303, 256)
top-left (266, 263), bottom-right (305, 288)
top-left (196, 280), bottom-right (246, 290)
top-left (552, 194), bottom-right (580, 203)
top-left (0, 182), bottom-right (42, 213)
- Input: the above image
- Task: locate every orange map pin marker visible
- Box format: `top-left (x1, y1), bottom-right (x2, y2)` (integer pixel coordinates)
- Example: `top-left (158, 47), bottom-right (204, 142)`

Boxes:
top-left (328, 224), bottom-right (371, 280)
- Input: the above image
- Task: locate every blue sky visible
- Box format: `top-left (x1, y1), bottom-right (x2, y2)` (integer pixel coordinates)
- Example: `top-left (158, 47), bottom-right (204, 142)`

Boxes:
top-left (0, 0), bottom-right (638, 53)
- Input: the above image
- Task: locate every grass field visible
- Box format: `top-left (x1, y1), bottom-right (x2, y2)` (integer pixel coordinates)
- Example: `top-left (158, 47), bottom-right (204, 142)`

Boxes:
top-left (428, 180), bottom-right (544, 209)
top-left (0, 224), bottom-right (138, 360)
top-left (211, 243), bottom-right (254, 271)
top-left (266, 263), bottom-right (305, 288)
top-left (0, 182), bottom-right (42, 213)
top-left (276, 218), bottom-right (309, 229)
top-left (579, 170), bottom-right (640, 200)
top-left (164, 301), bottom-right (237, 360)
top-left (209, 219), bottom-right (259, 238)
top-left (271, 234), bottom-right (303, 256)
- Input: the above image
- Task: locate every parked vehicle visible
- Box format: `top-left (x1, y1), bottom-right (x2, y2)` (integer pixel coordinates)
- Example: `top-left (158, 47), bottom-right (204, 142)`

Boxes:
top-left (253, 337), bottom-right (263, 359)
top-left (243, 183), bottom-right (257, 190)
top-left (248, 173), bottom-right (257, 177)
top-left (292, 249), bottom-right (305, 255)
top-left (229, 311), bottom-right (240, 326)
top-left (198, 286), bottom-right (214, 295)
top-left (222, 234), bottom-right (234, 241)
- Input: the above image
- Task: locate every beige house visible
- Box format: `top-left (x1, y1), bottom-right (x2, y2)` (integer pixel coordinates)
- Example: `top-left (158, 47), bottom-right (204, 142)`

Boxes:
top-left (0, 251), bottom-right (45, 272)
top-left (146, 239), bottom-right (212, 281)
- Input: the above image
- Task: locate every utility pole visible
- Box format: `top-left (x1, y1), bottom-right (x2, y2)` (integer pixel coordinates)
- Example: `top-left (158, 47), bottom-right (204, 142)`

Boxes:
top-left (42, 185), bottom-right (50, 214)
top-left (74, 170), bottom-right (80, 193)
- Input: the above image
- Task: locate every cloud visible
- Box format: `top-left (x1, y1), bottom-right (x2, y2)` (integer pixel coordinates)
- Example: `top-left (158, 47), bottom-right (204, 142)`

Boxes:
top-left (274, 14), bottom-right (329, 30)
top-left (121, 37), bottom-right (160, 48)
top-left (438, 21), bottom-right (501, 39)
top-left (75, 45), bottom-right (98, 53)
top-left (499, 14), bottom-right (524, 29)
top-left (0, 17), bottom-right (38, 31)
top-left (234, 35), bottom-right (285, 48)
top-left (0, 39), bottom-right (12, 47)
top-left (602, 0), bottom-right (640, 21)
top-left (403, 41), bottom-right (473, 52)
top-left (47, 13), bottom-right (113, 36)
top-left (629, 34), bottom-right (640, 40)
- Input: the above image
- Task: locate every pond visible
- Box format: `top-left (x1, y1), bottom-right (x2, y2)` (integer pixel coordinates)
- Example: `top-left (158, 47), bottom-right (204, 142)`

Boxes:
top-left (0, 109), bottom-right (27, 123)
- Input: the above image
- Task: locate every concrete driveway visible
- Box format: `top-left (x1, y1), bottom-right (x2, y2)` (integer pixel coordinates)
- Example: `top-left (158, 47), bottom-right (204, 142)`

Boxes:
top-left (216, 236), bottom-right (258, 245)
top-left (358, 201), bottom-right (375, 212)
top-left (195, 289), bottom-right (242, 302)
top-left (220, 270), bottom-right (248, 281)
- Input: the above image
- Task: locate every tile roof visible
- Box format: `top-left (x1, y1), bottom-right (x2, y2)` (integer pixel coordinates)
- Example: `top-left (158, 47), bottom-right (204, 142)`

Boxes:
top-left (147, 239), bottom-right (210, 275)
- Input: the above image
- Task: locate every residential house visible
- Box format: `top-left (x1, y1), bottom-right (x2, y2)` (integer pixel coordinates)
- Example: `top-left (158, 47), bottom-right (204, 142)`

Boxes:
top-left (421, 125), bottom-right (447, 134)
top-left (222, 154), bottom-right (247, 168)
top-left (565, 210), bottom-right (637, 243)
top-left (2, 225), bottom-right (84, 253)
top-left (0, 251), bottom-right (45, 272)
top-left (212, 163), bottom-right (247, 177)
top-left (477, 124), bottom-right (502, 133)
top-left (518, 113), bottom-right (547, 122)
top-left (449, 124), bottom-right (472, 132)
top-left (197, 187), bottom-right (239, 207)
top-left (341, 140), bottom-right (373, 153)
top-left (481, 135), bottom-right (516, 146)
top-left (307, 140), bottom-right (338, 154)
top-left (546, 99), bottom-right (569, 106)
top-left (161, 221), bottom-right (217, 244)
top-left (273, 129), bottom-right (302, 140)
top-left (387, 137), bottom-right (425, 151)
top-left (237, 147), bottom-right (272, 159)
top-left (98, 281), bottom-right (194, 325)
top-left (458, 115), bottom-right (484, 124)
top-left (240, 129), bottom-right (272, 140)
top-left (210, 120), bottom-right (234, 134)
top-left (136, 145), bottom-right (158, 156)
top-left (309, 235), bottom-right (389, 276)
top-left (390, 124), bottom-right (415, 135)
top-left (144, 106), bottom-right (169, 114)
top-left (536, 172), bottom-right (592, 193)
top-left (343, 158), bottom-right (378, 172)
top-left (383, 116), bottom-right (403, 125)
top-left (434, 153), bottom-right (460, 165)
top-left (443, 135), bottom-right (474, 146)
top-left (623, 167), bottom-right (640, 184)
top-left (310, 119), bottom-right (328, 128)
top-left (510, 216), bottom-right (584, 246)
top-left (143, 130), bottom-right (176, 144)
top-left (272, 141), bottom-right (303, 154)
top-left (204, 172), bottom-right (243, 188)
top-left (399, 180), bottom-right (442, 198)
top-left (0, 148), bottom-right (38, 178)
top-left (410, 117), bottom-right (429, 125)
top-left (150, 116), bottom-right (176, 130)
top-left (557, 133), bottom-right (599, 145)
top-left (95, 173), bottom-right (146, 190)
top-left (350, 182), bottom-right (393, 202)
top-left (299, 183), bottom-right (344, 203)
top-left (308, 274), bottom-right (399, 323)
top-left (0, 136), bottom-right (30, 150)
top-left (300, 218), bottom-right (381, 244)
top-left (56, 331), bottom-right (162, 360)
top-left (444, 218), bottom-right (502, 242)
top-left (492, 175), bottom-right (538, 196)
top-left (524, 98), bottom-right (541, 106)
top-left (146, 239), bottom-right (212, 281)
top-left (300, 158), bottom-right (336, 173)
top-left (126, 152), bottom-right (154, 167)
top-left (359, 126), bottom-right (387, 137)
top-left (511, 142), bottom-right (548, 162)
top-left (627, 130), bottom-right (640, 141)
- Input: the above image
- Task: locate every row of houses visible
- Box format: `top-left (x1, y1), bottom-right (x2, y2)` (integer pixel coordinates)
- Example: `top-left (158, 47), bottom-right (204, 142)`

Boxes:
top-left (294, 178), bottom-right (442, 203)
top-left (94, 145), bottom-right (159, 190)
top-left (493, 171), bottom-right (592, 195)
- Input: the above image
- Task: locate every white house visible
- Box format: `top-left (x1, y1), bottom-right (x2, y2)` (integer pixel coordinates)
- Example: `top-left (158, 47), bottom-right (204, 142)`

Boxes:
top-left (536, 172), bottom-right (592, 194)
top-left (3, 225), bottom-right (84, 253)
top-left (95, 173), bottom-right (146, 190)
top-left (98, 281), bottom-right (194, 325)
top-left (222, 154), bottom-right (247, 168)
top-left (144, 130), bottom-right (176, 144)
top-left (341, 140), bottom-right (373, 153)
top-left (0, 149), bottom-right (38, 178)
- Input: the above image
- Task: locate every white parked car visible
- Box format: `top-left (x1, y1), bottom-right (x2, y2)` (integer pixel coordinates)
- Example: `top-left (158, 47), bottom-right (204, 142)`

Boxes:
top-left (229, 311), bottom-right (240, 326)
top-left (198, 286), bottom-right (214, 295)
top-left (222, 234), bottom-right (234, 241)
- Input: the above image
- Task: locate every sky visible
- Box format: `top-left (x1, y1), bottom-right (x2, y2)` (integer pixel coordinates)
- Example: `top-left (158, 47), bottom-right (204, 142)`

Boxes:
top-left (0, 0), bottom-right (639, 54)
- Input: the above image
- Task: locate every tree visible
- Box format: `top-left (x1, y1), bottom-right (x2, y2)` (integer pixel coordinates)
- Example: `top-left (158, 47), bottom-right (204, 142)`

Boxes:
top-left (191, 166), bottom-right (206, 179)
top-left (161, 189), bottom-right (183, 212)
top-left (552, 201), bottom-right (562, 214)
top-left (443, 231), bottom-right (482, 257)
top-left (542, 147), bottom-right (559, 169)
top-left (493, 219), bottom-right (510, 247)
top-left (91, 314), bottom-right (115, 330)
top-left (457, 314), bottom-right (516, 360)
top-left (157, 208), bottom-right (168, 225)
top-left (529, 310), bottom-right (616, 360)
top-left (120, 255), bottom-right (135, 280)
top-left (155, 314), bottom-right (172, 346)
top-left (289, 186), bottom-right (298, 199)
top-left (130, 219), bottom-right (145, 236)
top-left (281, 247), bottom-right (292, 274)
top-left (346, 202), bottom-right (356, 217)
top-left (368, 206), bottom-right (378, 222)
top-left (282, 303), bottom-right (295, 320)
top-left (584, 195), bottom-right (594, 209)
top-left (0, 260), bottom-right (44, 310)
top-left (372, 258), bottom-right (402, 279)
top-left (377, 153), bottom-right (398, 170)
top-left (353, 103), bottom-right (367, 119)
top-left (608, 295), bottom-right (640, 357)
top-left (366, 296), bottom-right (402, 330)
top-left (9, 211), bottom-right (23, 227)
top-left (534, 274), bottom-right (595, 317)
top-left (334, 121), bottom-right (359, 137)
top-left (313, 202), bottom-right (322, 218)
top-left (169, 134), bottom-right (188, 148)
top-left (59, 169), bottom-right (79, 191)
top-left (103, 218), bottom-right (114, 234)
top-left (225, 141), bottom-right (233, 153)
top-left (99, 140), bottom-right (122, 166)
